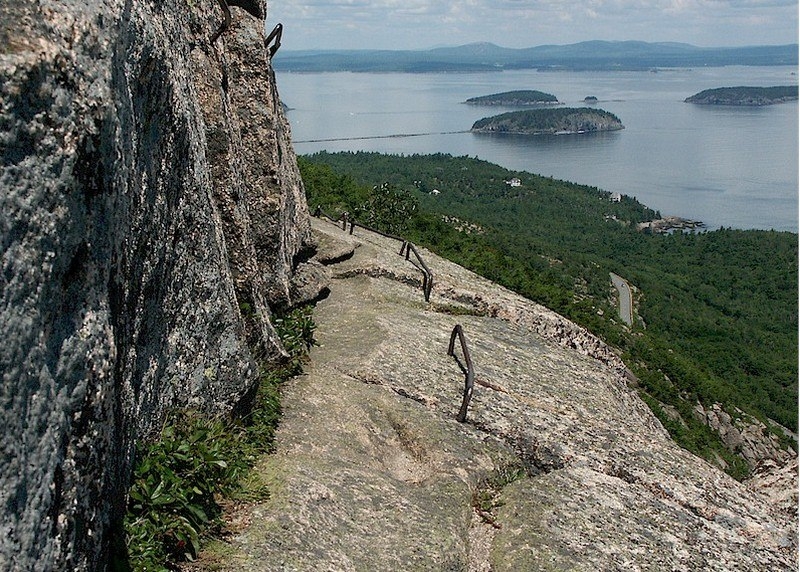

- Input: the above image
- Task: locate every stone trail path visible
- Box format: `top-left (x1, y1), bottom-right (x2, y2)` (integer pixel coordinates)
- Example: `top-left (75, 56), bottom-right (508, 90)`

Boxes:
top-left (205, 218), bottom-right (796, 572)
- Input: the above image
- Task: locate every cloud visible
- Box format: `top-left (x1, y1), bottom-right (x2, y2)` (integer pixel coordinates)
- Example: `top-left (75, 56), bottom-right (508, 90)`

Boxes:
top-left (269, 0), bottom-right (798, 50)
top-left (721, 0), bottom-right (797, 6)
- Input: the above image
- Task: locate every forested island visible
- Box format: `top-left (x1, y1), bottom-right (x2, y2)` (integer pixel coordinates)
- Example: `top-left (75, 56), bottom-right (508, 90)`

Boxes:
top-left (464, 90), bottom-right (559, 106)
top-left (685, 85), bottom-right (798, 105)
top-left (299, 151), bottom-right (797, 479)
top-left (471, 107), bottom-right (624, 135)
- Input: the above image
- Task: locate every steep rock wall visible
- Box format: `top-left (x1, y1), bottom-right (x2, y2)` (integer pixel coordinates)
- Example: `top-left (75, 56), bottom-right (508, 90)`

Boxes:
top-left (0, 1), bottom-right (317, 570)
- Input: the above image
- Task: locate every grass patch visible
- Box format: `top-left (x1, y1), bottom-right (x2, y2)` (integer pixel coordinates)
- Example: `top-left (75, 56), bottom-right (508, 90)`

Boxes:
top-left (430, 302), bottom-right (488, 317)
top-left (472, 463), bottom-right (527, 528)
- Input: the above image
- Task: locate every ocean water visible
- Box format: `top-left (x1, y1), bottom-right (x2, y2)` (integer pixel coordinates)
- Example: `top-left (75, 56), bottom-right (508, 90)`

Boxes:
top-left (276, 66), bottom-right (798, 231)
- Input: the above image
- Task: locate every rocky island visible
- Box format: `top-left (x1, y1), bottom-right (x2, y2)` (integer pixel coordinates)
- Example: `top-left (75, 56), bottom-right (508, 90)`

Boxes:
top-left (685, 85), bottom-right (798, 106)
top-left (471, 107), bottom-right (624, 135)
top-left (464, 90), bottom-right (559, 106)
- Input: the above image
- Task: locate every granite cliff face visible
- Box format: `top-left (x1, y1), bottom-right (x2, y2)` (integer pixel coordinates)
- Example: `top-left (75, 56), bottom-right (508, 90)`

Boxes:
top-left (0, 1), bottom-right (321, 570)
top-left (692, 402), bottom-right (795, 472)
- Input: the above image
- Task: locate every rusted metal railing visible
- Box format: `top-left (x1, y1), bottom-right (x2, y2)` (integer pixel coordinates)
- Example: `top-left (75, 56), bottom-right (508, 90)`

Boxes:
top-left (265, 23), bottom-right (283, 58)
top-left (400, 241), bottom-right (433, 302)
top-left (448, 324), bottom-right (475, 422)
top-left (210, 0), bottom-right (264, 44)
top-left (314, 207), bottom-right (433, 302)
top-left (314, 206), bottom-right (348, 230)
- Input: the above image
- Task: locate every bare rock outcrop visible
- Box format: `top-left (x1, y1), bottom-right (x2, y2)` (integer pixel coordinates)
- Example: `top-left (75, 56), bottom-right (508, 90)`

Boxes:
top-left (748, 456), bottom-right (799, 518)
top-left (693, 402), bottom-right (795, 470)
top-left (0, 2), bottom-right (321, 570)
top-left (209, 219), bottom-right (797, 571)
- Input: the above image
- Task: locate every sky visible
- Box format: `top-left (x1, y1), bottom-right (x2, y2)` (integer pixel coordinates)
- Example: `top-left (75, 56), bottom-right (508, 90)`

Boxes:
top-left (265, 0), bottom-right (799, 51)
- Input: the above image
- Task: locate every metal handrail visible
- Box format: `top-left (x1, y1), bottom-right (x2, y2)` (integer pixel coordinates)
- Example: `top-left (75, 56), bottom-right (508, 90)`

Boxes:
top-left (400, 241), bottom-right (433, 302)
top-left (448, 325), bottom-right (475, 422)
top-left (348, 218), bottom-right (404, 243)
top-left (265, 23), bottom-right (283, 58)
top-left (314, 206), bottom-right (348, 230)
top-left (313, 207), bottom-right (434, 302)
top-left (210, 0), bottom-right (264, 44)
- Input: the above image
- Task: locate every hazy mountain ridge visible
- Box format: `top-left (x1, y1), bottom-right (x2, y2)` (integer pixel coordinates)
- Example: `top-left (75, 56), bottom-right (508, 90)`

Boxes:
top-left (273, 40), bottom-right (798, 72)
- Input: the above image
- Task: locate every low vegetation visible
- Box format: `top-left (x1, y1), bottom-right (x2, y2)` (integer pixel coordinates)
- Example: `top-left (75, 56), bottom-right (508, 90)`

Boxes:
top-left (464, 90), bottom-right (559, 106)
top-left (685, 85), bottom-right (798, 105)
top-left (119, 306), bottom-right (316, 571)
top-left (299, 151), bottom-right (798, 479)
top-left (472, 463), bottom-right (528, 528)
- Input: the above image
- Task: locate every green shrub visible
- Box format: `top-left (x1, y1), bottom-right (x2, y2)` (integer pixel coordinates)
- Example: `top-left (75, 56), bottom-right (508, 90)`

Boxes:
top-left (273, 305), bottom-right (317, 374)
top-left (124, 412), bottom-right (245, 568)
top-left (121, 305), bottom-right (317, 570)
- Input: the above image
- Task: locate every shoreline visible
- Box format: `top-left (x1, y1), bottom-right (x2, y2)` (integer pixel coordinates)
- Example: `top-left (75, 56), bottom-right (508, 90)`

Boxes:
top-left (471, 125), bottom-right (625, 136)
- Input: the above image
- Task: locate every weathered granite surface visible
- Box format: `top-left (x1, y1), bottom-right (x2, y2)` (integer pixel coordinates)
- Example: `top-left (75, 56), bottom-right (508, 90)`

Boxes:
top-left (693, 402), bottom-right (795, 471)
top-left (0, 2), bottom-right (321, 570)
top-left (209, 218), bottom-right (797, 571)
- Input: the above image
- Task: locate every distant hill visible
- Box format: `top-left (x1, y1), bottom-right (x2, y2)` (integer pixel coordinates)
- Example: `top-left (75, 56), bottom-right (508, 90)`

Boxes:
top-left (273, 41), bottom-right (798, 72)
top-left (685, 85), bottom-right (799, 105)
top-left (471, 108), bottom-right (624, 135)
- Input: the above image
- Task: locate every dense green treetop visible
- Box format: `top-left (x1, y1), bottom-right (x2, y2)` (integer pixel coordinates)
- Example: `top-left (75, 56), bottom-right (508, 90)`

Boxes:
top-left (471, 107), bottom-right (624, 134)
top-left (464, 90), bottom-right (559, 105)
top-left (685, 85), bottom-right (798, 105)
top-left (299, 151), bottom-right (798, 477)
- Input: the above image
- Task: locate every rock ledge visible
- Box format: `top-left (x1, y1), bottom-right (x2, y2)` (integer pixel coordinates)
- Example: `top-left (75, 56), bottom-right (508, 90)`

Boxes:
top-left (208, 219), bottom-right (797, 571)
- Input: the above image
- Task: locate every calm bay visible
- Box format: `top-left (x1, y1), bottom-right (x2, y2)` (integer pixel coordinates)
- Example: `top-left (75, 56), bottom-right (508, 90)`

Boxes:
top-left (276, 66), bottom-right (798, 232)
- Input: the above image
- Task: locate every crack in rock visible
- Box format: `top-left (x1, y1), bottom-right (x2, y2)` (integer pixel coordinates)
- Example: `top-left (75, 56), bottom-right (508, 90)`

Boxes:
top-left (333, 267), bottom-right (424, 289)
top-left (348, 371), bottom-right (438, 408)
